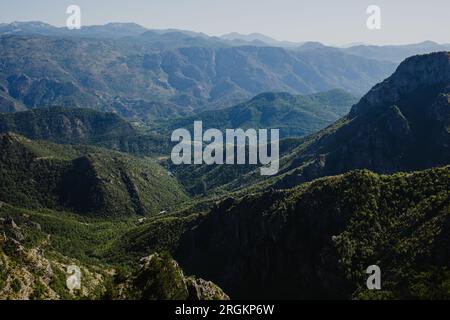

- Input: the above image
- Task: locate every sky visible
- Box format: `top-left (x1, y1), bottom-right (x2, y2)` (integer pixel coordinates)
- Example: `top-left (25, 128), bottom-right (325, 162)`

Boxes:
top-left (0, 0), bottom-right (449, 45)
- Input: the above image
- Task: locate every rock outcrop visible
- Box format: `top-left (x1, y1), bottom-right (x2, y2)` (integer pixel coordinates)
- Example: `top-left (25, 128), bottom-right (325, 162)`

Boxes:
top-left (119, 253), bottom-right (229, 300)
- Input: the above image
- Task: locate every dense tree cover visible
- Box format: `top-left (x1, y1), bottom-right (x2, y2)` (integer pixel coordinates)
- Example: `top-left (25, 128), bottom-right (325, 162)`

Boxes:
top-left (153, 89), bottom-right (357, 139)
top-left (175, 167), bottom-right (450, 299)
top-left (0, 133), bottom-right (188, 216)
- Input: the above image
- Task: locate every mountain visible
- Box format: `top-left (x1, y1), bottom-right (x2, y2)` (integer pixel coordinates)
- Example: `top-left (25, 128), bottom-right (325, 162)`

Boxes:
top-left (0, 88), bottom-right (355, 160)
top-left (0, 107), bottom-right (136, 143)
top-left (342, 41), bottom-right (450, 63)
top-left (1, 50), bottom-right (449, 301)
top-left (0, 21), bottom-right (63, 37)
top-left (2, 22), bottom-right (447, 62)
top-left (0, 84), bottom-right (25, 113)
top-left (74, 23), bottom-right (148, 38)
top-left (0, 107), bottom-right (173, 156)
top-left (135, 30), bottom-right (230, 50)
top-left (169, 52), bottom-right (450, 194)
top-left (0, 21), bottom-right (148, 38)
top-left (297, 41), bottom-right (330, 51)
top-left (0, 133), bottom-right (188, 216)
top-left (275, 51), bottom-right (450, 188)
top-left (0, 33), bottom-right (395, 119)
top-left (175, 166), bottom-right (450, 299)
top-left (220, 32), bottom-right (302, 47)
top-left (155, 89), bottom-right (357, 139)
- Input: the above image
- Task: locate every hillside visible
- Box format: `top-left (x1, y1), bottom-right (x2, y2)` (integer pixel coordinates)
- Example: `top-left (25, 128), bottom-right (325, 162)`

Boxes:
top-left (0, 107), bottom-right (135, 143)
top-left (0, 206), bottom-right (228, 300)
top-left (169, 52), bottom-right (450, 194)
top-left (175, 166), bottom-right (450, 299)
top-left (155, 89), bottom-right (357, 138)
top-left (275, 51), bottom-right (450, 188)
top-left (0, 211), bottom-right (111, 299)
top-left (0, 107), bottom-right (172, 156)
top-left (0, 133), bottom-right (188, 216)
top-left (3, 165), bottom-right (448, 299)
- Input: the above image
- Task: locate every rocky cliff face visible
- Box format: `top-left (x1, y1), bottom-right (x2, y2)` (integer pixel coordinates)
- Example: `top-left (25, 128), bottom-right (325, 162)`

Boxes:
top-left (118, 253), bottom-right (229, 300)
top-left (350, 52), bottom-right (450, 116)
top-left (0, 215), bottom-right (229, 300)
top-left (0, 216), bottom-right (107, 300)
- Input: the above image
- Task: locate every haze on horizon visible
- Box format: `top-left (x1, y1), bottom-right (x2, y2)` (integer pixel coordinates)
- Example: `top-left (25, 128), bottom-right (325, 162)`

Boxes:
top-left (0, 0), bottom-right (449, 46)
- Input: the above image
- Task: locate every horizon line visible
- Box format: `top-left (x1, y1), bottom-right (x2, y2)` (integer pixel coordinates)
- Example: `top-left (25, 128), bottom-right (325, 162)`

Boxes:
top-left (1, 20), bottom-right (449, 47)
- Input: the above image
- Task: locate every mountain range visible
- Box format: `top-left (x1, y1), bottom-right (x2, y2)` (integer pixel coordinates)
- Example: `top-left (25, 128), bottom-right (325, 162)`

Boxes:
top-left (169, 52), bottom-right (450, 195)
top-left (1, 22), bottom-right (448, 123)
top-left (0, 33), bottom-right (395, 119)
top-left (111, 52), bottom-right (450, 300)
top-left (0, 21), bottom-right (449, 300)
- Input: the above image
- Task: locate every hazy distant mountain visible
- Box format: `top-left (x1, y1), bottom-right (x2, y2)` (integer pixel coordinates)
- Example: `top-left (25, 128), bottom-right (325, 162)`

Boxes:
top-left (135, 30), bottom-right (229, 49)
top-left (0, 21), bottom-right (62, 36)
top-left (0, 21), bottom-right (148, 38)
top-left (1, 21), bottom-right (447, 123)
top-left (342, 41), bottom-right (450, 63)
top-left (1, 21), bottom-right (448, 62)
top-left (0, 33), bottom-right (395, 119)
top-left (73, 22), bottom-right (149, 38)
top-left (150, 28), bottom-right (210, 39)
top-left (297, 41), bottom-right (330, 51)
top-left (220, 32), bottom-right (302, 47)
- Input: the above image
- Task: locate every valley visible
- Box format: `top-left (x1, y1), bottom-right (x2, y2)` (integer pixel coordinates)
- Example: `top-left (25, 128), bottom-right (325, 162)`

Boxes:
top-left (0, 21), bottom-right (449, 301)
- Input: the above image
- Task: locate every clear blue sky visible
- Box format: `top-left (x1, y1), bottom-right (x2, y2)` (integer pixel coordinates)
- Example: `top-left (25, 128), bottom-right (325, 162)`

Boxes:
top-left (0, 0), bottom-right (449, 45)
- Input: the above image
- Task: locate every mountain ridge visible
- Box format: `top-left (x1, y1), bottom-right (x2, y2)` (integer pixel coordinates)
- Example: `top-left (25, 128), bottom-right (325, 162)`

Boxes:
top-left (155, 89), bottom-right (357, 139)
top-left (0, 33), bottom-right (396, 118)
top-left (167, 51), bottom-right (450, 195)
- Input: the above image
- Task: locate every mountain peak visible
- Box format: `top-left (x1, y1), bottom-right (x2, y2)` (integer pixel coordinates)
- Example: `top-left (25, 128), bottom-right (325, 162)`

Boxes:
top-left (220, 32), bottom-right (276, 42)
top-left (298, 41), bottom-right (327, 50)
top-left (351, 51), bottom-right (450, 116)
